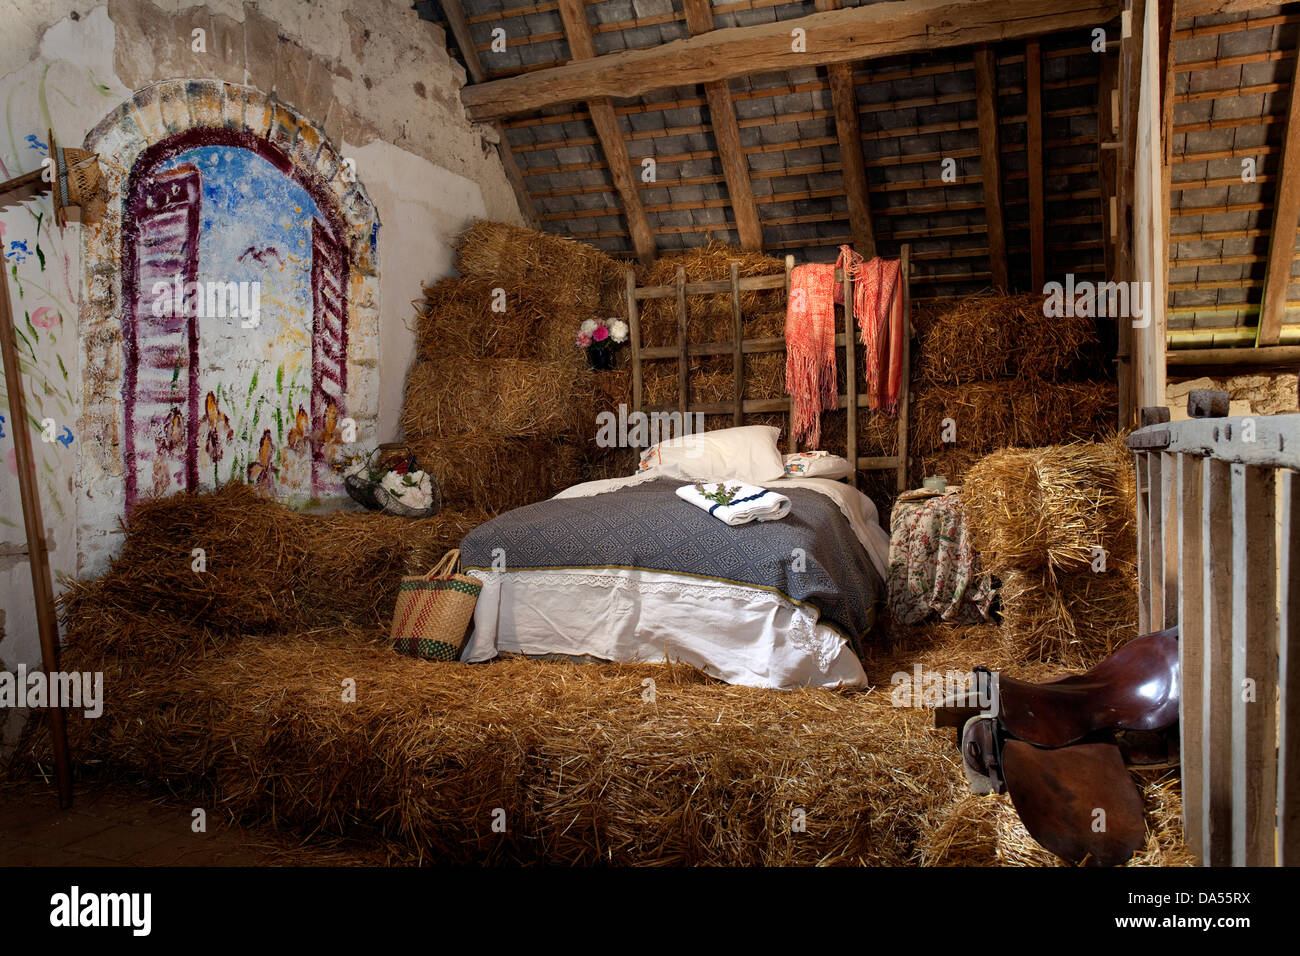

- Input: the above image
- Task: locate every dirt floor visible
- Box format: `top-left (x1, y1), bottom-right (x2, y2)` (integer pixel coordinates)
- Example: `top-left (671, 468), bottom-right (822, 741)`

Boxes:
top-left (0, 773), bottom-right (380, 866)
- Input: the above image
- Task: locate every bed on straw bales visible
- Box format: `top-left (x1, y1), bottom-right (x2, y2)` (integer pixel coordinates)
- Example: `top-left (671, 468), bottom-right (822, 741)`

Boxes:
top-left (16, 471), bottom-right (1187, 866)
top-left (12, 223), bottom-right (1188, 864)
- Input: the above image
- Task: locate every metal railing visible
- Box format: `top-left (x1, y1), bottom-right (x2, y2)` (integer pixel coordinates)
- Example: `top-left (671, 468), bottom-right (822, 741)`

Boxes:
top-left (1127, 391), bottom-right (1298, 866)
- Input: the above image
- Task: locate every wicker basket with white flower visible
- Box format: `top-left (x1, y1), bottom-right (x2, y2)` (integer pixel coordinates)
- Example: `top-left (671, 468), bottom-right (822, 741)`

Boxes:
top-left (342, 444), bottom-right (441, 518)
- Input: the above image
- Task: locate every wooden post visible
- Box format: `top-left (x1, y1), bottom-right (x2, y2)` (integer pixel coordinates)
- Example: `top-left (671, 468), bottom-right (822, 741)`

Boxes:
top-left (896, 243), bottom-right (911, 491)
top-left (1258, 32), bottom-right (1300, 346)
top-left (675, 265), bottom-right (688, 417)
top-left (815, 0), bottom-right (877, 258)
top-left (843, 261), bottom-right (858, 483)
top-left (730, 261), bottom-right (744, 426)
top-left (1026, 39), bottom-right (1046, 290)
top-left (785, 254), bottom-right (797, 453)
top-left (974, 46), bottom-right (1008, 291)
top-left (626, 268), bottom-right (643, 414)
top-left (0, 225), bottom-right (73, 809)
top-left (1147, 452), bottom-right (1165, 630)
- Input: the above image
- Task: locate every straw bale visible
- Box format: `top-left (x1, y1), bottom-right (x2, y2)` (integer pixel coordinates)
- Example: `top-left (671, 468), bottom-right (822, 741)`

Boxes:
top-left (997, 566), bottom-right (1139, 668)
top-left (919, 774), bottom-right (1192, 867)
top-left (911, 448), bottom-right (988, 486)
top-left (911, 380), bottom-right (1116, 455)
top-left (402, 358), bottom-right (583, 440)
top-left (38, 623), bottom-right (966, 866)
top-left (917, 293), bottom-right (1099, 385)
top-left (17, 530), bottom-right (1178, 868)
top-left (414, 276), bottom-right (583, 364)
top-left (454, 220), bottom-right (624, 317)
top-left (960, 440), bottom-right (1136, 578)
top-left (76, 484), bottom-right (488, 637)
top-left (407, 431), bottom-right (583, 514)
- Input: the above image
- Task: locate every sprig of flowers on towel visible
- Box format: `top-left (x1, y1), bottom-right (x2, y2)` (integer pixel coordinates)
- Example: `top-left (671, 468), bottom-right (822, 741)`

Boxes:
top-left (694, 482), bottom-right (744, 506)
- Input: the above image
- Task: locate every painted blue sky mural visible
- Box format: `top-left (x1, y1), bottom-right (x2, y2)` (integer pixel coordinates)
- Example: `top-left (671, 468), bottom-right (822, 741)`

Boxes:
top-left (157, 145), bottom-right (320, 336)
top-left (146, 144), bottom-right (324, 497)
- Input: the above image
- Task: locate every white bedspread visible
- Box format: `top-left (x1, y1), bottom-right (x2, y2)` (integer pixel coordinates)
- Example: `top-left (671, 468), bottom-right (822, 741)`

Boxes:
top-left (462, 466), bottom-right (890, 689)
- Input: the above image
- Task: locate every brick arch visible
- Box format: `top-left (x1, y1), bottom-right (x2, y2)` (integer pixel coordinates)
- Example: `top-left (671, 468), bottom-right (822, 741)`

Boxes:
top-left (78, 80), bottom-right (380, 521)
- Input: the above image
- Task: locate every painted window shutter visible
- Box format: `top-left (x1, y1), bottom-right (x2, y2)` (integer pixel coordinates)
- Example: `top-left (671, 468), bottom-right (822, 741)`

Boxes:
top-left (309, 218), bottom-right (348, 491)
top-left (124, 166), bottom-right (201, 508)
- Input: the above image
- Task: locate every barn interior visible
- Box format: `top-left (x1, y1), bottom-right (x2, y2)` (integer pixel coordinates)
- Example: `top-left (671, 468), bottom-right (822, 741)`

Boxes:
top-left (0, 0), bottom-right (1295, 871)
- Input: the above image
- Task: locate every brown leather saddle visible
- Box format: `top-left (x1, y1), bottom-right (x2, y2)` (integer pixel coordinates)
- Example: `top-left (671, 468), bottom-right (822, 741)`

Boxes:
top-left (935, 627), bottom-right (1180, 866)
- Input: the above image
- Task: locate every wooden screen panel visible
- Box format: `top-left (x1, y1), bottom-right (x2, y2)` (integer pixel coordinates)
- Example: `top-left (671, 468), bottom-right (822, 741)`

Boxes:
top-left (1281, 470), bottom-right (1300, 866)
top-left (1177, 452), bottom-right (1206, 864)
top-left (1136, 451), bottom-right (1152, 634)
top-left (1148, 452), bottom-right (1166, 631)
top-left (1202, 457), bottom-right (1234, 866)
top-left (1161, 452), bottom-right (1179, 628)
top-left (1230, 464), bottom-right (1278, 867)
top-left (625, 249), bottom-right (914, 487)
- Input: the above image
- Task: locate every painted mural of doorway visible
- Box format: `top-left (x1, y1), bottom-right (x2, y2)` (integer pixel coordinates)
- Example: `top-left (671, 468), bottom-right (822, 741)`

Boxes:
top-left (121, 129), bottom-right (348, 509)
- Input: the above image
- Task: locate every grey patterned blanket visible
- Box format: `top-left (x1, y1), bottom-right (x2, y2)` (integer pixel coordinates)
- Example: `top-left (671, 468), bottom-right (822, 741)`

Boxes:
top-left (459, 478), bottom-right (883, 657)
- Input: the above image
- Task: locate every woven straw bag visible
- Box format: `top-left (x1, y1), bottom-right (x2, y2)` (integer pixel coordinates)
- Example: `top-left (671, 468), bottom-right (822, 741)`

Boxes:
top-left (390, 549), bottom-right (481, 662)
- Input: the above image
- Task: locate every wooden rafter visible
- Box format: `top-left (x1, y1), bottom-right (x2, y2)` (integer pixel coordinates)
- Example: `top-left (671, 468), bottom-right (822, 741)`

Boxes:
top-left (1179, 0), bottom-right (1273, 15)
top-left (1098, 44), bottom-right (1119, 278)
top-left (1259, 33), bottom-right (1300, 346)
top-left (816, 0), bottom-right (876, 257)
top-left (974, 46), bottom-right (1009, 291)
top-left (681, 0), bottom-right (763, 251)
top-left (1026, 39), bottom-right (1045, 288)
top-left (439, 0), bottom-right (540, 230)
top-left (555, 0), bottom-right (656, 264)
top-left (461, 0), bottom-right (1120, 120)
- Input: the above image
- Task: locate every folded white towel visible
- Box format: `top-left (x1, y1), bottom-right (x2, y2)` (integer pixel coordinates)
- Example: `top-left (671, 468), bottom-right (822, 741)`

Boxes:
top-left (675, 482), bottom-right (791, 526)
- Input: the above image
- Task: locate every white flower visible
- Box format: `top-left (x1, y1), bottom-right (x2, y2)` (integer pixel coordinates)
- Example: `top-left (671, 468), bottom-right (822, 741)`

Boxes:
top-left (579, 318), bottom-right (599, 336)
top-left (380, 471), bottom-right (409, 499)
top-left (609, 319), bottom-right (629, 343)
top-left (343, 459), bottom-right (367, 479)
top-left (379, 469), bottom-right (433, 511)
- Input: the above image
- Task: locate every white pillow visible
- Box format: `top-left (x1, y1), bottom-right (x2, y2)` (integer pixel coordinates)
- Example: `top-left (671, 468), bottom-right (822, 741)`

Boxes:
top-left (638, 425), bottom-right (786, 482)
top-left (783, 451), bottom-right (854, 479)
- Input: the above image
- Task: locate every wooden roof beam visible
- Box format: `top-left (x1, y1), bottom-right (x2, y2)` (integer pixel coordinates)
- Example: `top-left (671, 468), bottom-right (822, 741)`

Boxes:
top-left (974, 46), bottom-right (1009, 291)
top-left (681, 0), bottom-right (763, 252)
top-left (440, 0), bottom-right (540, 230)
top-left (1259, 32), bottom-right (1300, 346)
top-left (1026, 38), bottom-right (1045, 288)
top-left (555, 0), bottom-right (657, 265)
top-left (461, 0), bottom-right (1121, 120)
top-left (815, 0), bottom-right (876, 258)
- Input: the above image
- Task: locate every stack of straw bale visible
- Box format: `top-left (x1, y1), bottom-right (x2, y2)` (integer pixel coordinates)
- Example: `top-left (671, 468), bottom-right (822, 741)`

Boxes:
top-left (908, 293), bottom-right (1114, 485)
top-left (959, 439), bottom-right (1138, 667)
top-left (73, 483), bottom-right (488, 635)
top-left (403, 221), bottom-right (628, 512)
top-left (8, 480), bottom-right (1188, 867)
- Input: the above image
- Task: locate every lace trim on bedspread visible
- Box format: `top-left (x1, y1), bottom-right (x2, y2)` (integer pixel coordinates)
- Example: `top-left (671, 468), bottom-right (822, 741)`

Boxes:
top-left (471, 569), bottom-right (844, 672)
